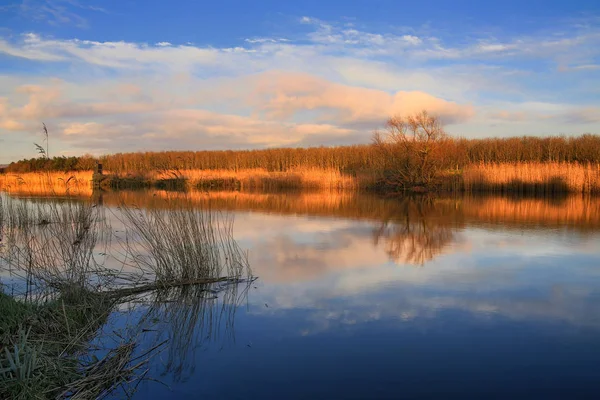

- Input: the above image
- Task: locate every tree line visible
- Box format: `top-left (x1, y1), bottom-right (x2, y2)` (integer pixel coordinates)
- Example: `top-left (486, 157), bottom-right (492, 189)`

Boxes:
top-left (5, 130), bottom-right (600, 175)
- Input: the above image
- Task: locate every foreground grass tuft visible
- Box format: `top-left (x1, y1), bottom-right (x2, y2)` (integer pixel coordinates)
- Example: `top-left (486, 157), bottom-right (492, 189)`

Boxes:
top-left (0, 290), bottom-right (117, 399)
top-left (0, 191), bottom-right (252, 398)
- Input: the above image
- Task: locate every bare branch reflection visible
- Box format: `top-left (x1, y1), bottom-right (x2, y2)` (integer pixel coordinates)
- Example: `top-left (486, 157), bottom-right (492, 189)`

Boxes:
top-left (373, 198), bottom-right (462, 265)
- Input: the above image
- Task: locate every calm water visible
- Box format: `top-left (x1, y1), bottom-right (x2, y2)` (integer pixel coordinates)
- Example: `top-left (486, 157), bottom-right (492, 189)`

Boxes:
top-left (6, 191), bottom-right (600, 399)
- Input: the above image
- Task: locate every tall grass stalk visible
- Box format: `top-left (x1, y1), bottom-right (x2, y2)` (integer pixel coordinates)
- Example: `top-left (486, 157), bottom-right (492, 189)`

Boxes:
top-left (1, 197), bottom-right (112, 296)
top-left (117, 195), bottom-right (250, 285)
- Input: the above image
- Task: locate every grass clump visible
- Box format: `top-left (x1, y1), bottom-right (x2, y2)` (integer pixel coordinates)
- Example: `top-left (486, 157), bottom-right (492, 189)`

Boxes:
top-left (0, 290), bottom-right (120, 399)
top-left (0, 197), bottom-right (146, 399)
top-left (0, 191), bottom-right (253, 398)
top-left (118, 196), bottom-right (249, 284)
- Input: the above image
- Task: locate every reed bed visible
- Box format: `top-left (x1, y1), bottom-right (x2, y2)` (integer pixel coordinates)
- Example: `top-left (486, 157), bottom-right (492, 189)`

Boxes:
top-left (97, 167), bottom-right (365, 191)
top-left (3, 162), bottom-right (600, 195)
top-left (463, 162), bottom-right (600, 194)
top-left (0, 172), bottom-right (93, 197)
top-left (149, 167), bottom-right (364, 190)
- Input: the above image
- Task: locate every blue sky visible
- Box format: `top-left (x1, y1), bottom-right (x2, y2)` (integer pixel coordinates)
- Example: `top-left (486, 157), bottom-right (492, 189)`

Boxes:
top-left (0, 0), bottom-right (599, 162)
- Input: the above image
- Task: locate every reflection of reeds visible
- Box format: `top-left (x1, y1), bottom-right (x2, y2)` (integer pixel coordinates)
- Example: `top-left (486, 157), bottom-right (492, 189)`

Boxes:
top-left (108, 190), bottom-right (387, 221)
top-left (463, 162), bottom-right (600, 194)
top-left (101, 190), bottom-right (600, 271)
top-left (100, 190), bottom-right (600, 232)
top-left (462, 196), bottom-right (600, 230)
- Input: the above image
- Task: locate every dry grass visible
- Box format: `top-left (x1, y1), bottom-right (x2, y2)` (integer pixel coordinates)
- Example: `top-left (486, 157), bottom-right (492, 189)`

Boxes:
top-left (0, 172), bottom-right (93, 197)
top-left (3, 163), bottom-right (599, 195)
top-left (148, 167), bottom-right (364, 190)
top-left (463, 162), bottom-right (600, 194)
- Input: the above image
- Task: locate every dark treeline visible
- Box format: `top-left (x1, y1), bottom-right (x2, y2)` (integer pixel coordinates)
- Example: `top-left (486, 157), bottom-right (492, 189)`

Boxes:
top-left (5, 134), bottom-right (600, 174)
top-left (5, 155), bottom-right (97, 173)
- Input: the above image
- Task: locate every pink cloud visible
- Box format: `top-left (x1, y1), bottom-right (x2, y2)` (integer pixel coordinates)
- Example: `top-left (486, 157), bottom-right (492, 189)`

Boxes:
top-left (1, 72), bottom-right (473, 154)
top-left (248, 71), bottom-right (474, 125)
top-left (2, 83), bottom-right (160, 122)
top-left (58, 108), bottom-right (356, 150)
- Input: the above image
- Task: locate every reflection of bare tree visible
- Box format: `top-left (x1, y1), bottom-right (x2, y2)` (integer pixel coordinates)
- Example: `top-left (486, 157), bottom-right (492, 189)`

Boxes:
top-left (373, 198), bottom-right (463, 265)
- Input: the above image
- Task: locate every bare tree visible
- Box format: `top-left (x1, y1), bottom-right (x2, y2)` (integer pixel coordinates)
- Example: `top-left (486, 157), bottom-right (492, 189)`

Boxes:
top-left (373, 110), bottom-right (449, 191)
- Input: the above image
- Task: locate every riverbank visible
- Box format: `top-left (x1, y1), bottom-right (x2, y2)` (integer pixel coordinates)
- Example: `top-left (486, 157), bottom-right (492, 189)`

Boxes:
top-left (1, 162), bottom-right (600, 195)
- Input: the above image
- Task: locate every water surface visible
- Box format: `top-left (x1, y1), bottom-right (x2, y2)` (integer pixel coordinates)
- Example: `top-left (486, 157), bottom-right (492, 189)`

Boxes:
top-left (6, 191), bottom-right (600, 398)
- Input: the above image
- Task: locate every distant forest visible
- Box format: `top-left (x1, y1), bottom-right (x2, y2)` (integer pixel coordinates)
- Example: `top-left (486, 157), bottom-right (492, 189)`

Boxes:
top-left (5, 134), bottom-right (600, 174)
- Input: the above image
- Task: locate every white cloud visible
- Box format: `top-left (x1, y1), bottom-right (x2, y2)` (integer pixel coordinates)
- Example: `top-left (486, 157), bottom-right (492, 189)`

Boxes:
top-left (300, 16), bottom-right (316, 24)
top-left (54, 109), bottom-right (356, 152)
top-left (244, 38), bottom-right (289, 44)
top-left (5, 0), bottom-right (107, 28)
top-left (0, 14), bottom-right (599, 159)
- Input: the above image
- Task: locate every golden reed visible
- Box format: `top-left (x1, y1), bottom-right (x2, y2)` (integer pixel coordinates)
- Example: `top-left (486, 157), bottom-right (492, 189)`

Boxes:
top-left (463, 162), bottom-right (600, 194)
top-left (151, 167), bottom-right (366, 190)
top-left (0, 171), bottom-right (93, 197)
top-left (1, 162), bottom-right (599, 195)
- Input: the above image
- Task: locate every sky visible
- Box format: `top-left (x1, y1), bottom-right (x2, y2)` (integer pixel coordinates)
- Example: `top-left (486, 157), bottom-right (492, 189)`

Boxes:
top-left (0, 0), bottom-right (599, 163)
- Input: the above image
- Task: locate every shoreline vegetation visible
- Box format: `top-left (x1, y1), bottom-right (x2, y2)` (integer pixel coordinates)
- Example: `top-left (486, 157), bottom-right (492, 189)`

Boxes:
top-left (1, 161), bottom-right (600, 196)
top-left (0, 193), bottom-right (252, 399)
top-left (2, 111), bottom-right (600, 195)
